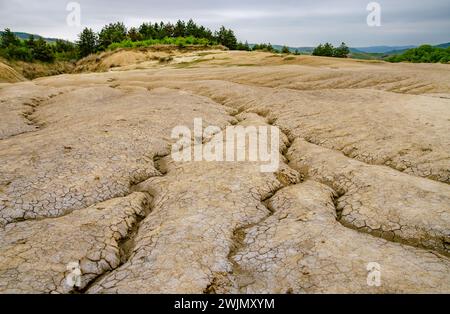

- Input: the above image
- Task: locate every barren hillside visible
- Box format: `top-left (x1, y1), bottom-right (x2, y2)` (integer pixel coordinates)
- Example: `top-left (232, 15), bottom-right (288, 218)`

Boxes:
top-left (0, 50), bottom-right (449, 293)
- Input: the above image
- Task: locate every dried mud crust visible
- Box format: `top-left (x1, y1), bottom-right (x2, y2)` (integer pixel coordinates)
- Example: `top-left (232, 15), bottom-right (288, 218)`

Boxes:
top-left (140, 79), bottom-right (450, 184)
top-left (0, 193), bottom-right (151, 293)
top-left (226, 181), bottom-right (450, 293)
top-left (0, 53), bottom-right (449, 293)
top-left (287, 139), bottom-right (450, 256)
top-left (0, 86), bottom-right (233, 225)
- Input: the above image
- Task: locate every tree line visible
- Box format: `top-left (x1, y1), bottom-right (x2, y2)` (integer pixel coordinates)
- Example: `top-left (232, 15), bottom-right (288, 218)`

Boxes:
top-left (0, 28), bottom-right (77, 62)
top-left (386, 45), bottom-right (450, 63)
top-left (2, 23), bottom-right (356, 64)
top-left (77, 20), bottom-right (240, 57)
top-left (0, 20), bottom-right (240, 62)
top-left (312, 42), bottom-right (350, 58)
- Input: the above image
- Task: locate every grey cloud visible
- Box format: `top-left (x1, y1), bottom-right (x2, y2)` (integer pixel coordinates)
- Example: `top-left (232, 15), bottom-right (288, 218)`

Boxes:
top-left (0, 0), bottom-right (448, 46)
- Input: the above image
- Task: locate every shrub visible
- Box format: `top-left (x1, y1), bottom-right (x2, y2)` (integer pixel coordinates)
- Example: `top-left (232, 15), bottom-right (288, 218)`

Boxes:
top-left (77, 28), bottom-right (98, 58)
top-left (32, 38), bottom-right (54, 62)
top-left (2, 45), bottom-right (33, 61)
top-left (386, 45), bottom-right (450, 64)
top-left (108, 37), bottom-right (214, 51)
top-left (281, 46), bottom-right (290, 54)
top-left (313, 42), bottom-right (349, 58)
top-left (98, 22), bottom-right (127, 50)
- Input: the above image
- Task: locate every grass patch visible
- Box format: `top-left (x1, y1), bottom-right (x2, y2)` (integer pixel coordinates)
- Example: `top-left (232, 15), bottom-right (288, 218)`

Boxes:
top-left (108, 37), bottom-right (215, 51)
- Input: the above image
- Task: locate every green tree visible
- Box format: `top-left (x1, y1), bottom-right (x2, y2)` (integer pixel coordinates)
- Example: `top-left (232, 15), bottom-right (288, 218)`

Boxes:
top-left (26, 35), bottom-right (36, 49)
top-left (54, 39), bottom-right (75, 53)
top-left (32, 38), bottom-right (54, 62)
top-left (333, 42), bottom-right (350, 58)
top-left (173, 20), bottom-right (186, 37)
top-left (77, 28), bottom-right (98, 58)
top-left (322, 43), bottom-right (334, 56)
top-left (215, 26), bottom-right (237, 50)
top-left (185, 19), bottom-right (198, 37)
top-left (0, 28), bottom-right (20, 48)
top-left (236, 41), bottom-right (250, 51)
top-left (127, 27), bottom-right (142, 42)
top-left (312, 44), bottom-right (323, 56)
top-left (281, 45), bottom-right (290, 54)
top-left (312, 43), bottom-right (334, 57)
top-left (2, 45), bottom-right (32, 61)
top-left (139, 23), bottom-right (157, 40)
top-left (98, 22), bottom-right (127, 49)
top-left (387, 45), bottom-right (450, 64)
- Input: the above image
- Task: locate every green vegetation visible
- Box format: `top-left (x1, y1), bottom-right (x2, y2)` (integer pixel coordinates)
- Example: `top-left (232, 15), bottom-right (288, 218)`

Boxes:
top-left (386, 45), bottom-right (450, 63)
top-left (85, 19), bottom-right (240, 56)
top-left (109, 36), bottom-right (214, 50)
top-left (77, 28), bottom-right (98, 58)
top-left (281, 46), bottom-right (290, 54)
top-left (312, 42), bottom-right (350, 58)
top-left (3, 22), bottom-right (448, 66)
top-left (0, 28), bottom-right (74, 62)
top-left (0, 20), bottom-right (242, 63)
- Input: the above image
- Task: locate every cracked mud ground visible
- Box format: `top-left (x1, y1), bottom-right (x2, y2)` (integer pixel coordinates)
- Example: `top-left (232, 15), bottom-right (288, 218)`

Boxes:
top-left (0, 51), bottom-right (449, 293)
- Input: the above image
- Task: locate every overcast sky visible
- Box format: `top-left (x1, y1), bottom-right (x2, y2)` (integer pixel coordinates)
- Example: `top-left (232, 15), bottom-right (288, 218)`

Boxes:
top-left (0, 0), bottom-right (449, 47)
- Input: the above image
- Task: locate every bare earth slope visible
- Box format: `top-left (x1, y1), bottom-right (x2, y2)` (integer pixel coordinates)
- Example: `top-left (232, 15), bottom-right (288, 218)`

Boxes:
top-left (0, 61), bottom-right (25, 83)
top-left (0, 51), bottom-right (449, 293)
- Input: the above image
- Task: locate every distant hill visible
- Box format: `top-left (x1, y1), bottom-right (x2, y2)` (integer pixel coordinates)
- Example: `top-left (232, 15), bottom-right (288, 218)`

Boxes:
top-left (252, 42), bottom-right (450, 61)
top-left (434, 42), bottom-right (450, 49)
top-left (384, 43), bottom-right (450, 55)
top-left (273, 45), bottom-right (314, 54)
top-left (0, 31), bottom-right (61, 43)
top-left (354, 45), bottom-right (416, 53)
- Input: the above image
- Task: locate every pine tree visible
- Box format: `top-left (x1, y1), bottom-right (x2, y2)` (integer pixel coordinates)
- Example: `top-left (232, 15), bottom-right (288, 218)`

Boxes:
top-left (215, 26), bottom-right (237, 50)
top-left (26, 35), bottom-right (36, 48)
top-left (0, 28), bottom-right (20, 48)
top-left (174, 20), bottom-right (186, 37)
top-left (98, 22), bottom-right (127, 49)
top-left (333, 42), bottom-right (350, 58)
top-left (128, 27), bottom-right (142, 42)
top-left (32, 38), bottom-right (54, 62)
top-left (281, 46), bottom-right (290, 54)
top-left (322, 43), bottom-right (334, 56)
top-left (77, 28), bottom-right (98, 58)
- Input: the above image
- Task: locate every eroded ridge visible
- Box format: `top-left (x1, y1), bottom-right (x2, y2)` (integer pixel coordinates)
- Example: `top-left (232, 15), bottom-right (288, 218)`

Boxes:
top-left (226, 181), bottom-right (450, 293)
top-left (87, 114), bottom-right (301, 293)
top-left (0, 83), bottom-right (65, 139)
top-left (0, 192), bottom-right (151, 293)
top-left (287, 139), bottom-right (450, 255)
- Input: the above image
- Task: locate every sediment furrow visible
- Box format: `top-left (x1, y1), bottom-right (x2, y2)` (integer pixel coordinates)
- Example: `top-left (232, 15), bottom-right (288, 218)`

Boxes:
top-left (206, 116), bottom-right (301, 293)
top-left (137, 80), bottom-right (450, 255)
top-left (0, 83), bottom-right (65, 140)
top-left (86, 114), bottom-right (301, 293)
top-left (142, 79), bottom-right (450, 184)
